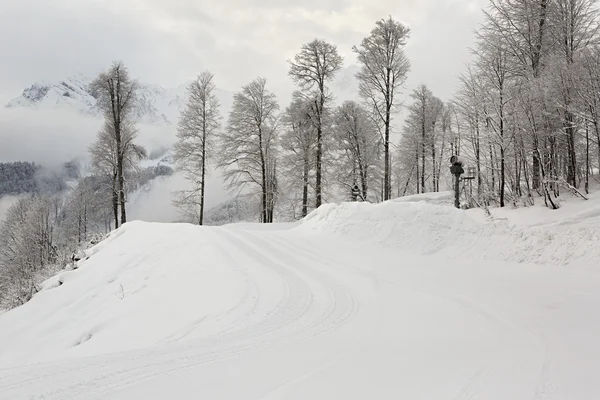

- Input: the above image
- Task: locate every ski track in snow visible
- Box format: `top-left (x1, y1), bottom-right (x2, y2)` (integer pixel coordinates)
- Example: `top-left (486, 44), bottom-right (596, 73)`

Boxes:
top-left (1, 200), bottom-right (600, 399)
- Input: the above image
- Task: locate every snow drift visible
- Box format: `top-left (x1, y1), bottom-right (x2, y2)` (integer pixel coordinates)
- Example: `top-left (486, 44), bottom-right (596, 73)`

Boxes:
top-left (0, 222), bottom-right (248, 366)
top-left (300, 195), bottom-right (600, 268)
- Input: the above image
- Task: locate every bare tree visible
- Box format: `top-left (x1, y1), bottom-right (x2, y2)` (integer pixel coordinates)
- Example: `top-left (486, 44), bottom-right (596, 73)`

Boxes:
top-left (89, 120), bottom-right (146, 229)
top-left (353, 16), bottom-right (411, 201)
top-left (288, 39), bottom-right (343, 209)
top-left (219, 78), bottom-right (280, 223)
top-left (576, 46), bottom-right (600, 171)
top-left (0, 196), bottom-right (56, 308)
top-left (333, 100), bottom-right (382, 201)
top-left (281, 91), bottom-right (317, 218)
top-left (90, 61), bottom-right (138, 226)
top-left (173, 71), bottom-right (221, 225)
top-left (474, 30), bottom-right (516, 207)
top-left (454, 66), bottom-right (487, 199)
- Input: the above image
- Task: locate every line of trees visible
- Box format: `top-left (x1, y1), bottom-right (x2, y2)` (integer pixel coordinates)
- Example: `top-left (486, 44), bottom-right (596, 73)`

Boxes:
top-left (174, 16), bottom-right (411, 223)
top-left (396, 0), bottom-right (600, 209)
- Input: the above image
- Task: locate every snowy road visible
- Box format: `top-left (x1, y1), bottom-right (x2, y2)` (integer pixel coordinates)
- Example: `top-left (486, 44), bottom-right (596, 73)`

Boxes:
top-left (1, 204), bottom-right (600, 399)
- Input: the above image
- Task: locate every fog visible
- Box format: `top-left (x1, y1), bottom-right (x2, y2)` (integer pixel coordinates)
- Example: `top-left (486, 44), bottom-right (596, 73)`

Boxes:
top-left (0, 107), bottom-right (182, 165)
top-left (0, 107), bottom-right (230, 223)
top-left (128, 171), bottom-right (229, 223)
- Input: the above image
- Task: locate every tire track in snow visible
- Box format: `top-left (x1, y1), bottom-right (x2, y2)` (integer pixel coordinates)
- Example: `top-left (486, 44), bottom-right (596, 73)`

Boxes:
top-left (0, 225), bottom-right (365, 400)
top-left (269, 229), bottom-right (549, 400)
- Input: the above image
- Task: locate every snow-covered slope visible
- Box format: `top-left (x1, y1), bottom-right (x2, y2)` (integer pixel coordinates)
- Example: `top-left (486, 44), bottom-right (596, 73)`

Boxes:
top-left (301, 192), bottom-right (600, 268)
top-left (1, 194), bottom-right (600, 399)
top-left (6, 76), bottom-right (235, 125)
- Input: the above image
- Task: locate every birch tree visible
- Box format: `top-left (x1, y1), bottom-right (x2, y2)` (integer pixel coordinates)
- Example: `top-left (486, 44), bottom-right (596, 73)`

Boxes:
top-left (353, 16), bottom-right (411, 200)
top-left (172, 71), bottom-right (221, 225)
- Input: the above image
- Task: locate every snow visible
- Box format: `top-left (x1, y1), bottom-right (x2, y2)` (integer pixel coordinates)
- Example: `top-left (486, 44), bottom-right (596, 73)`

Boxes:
top-left (1, 192), bottom-right (600, 399)
top-left (5, 75), bottom-right (236, 125)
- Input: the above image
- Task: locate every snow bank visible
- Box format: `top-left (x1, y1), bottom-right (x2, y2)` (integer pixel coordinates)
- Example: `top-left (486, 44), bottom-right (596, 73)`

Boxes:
top-left (0, 221), bottom-right (247, 366)
top-left (300, 197), bottom-right (600, 268)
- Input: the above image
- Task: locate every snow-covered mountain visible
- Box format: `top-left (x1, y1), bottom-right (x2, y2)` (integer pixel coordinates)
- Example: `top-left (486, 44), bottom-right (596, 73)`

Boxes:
top-left (6, 75), bottom-right (234, 125)
top-left (5, 66), bottom-right (360, 125)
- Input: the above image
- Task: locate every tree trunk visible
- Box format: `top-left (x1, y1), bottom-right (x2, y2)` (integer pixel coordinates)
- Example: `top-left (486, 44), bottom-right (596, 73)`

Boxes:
top-left (489, 144), bottom-right (495, 196)
top-left (77, 213), bottom-right (82, 244)
top-left (594, 119), bottom-right (600, 176)
top-left (586, 120), bottom-right (590, 194)
top-left (421, 116), bottom-right (426, 194)
top-left (431, 125), bottom-right (436, 192)
top-left (261, 162), bottom-right (267, 223)
top-left (384, 113), bottom-right (391, 200)
top-left (500, 145), bottom-right (506, 207)
top-left (111, 72), bottom-right (127, 226)
top-left (383, 66), bottom-right (392, 201)
top-left (199, 111), bottom-right (207, 226)
top-left (302, 155), bottom-right (309, 217)
top-left (118, 160), bottom-right (126, 225)
top-left (415, 147), bottom-right (420, 194)
top-left (315, 96), bottom-right (324, 208)
top-left (565, 111), bottom-right (577, 187)
top-left (83, 203), bottom-right (87, 240)
top-left (200, 161), bottom-right (205, 226)
top-left (515, 139), bottom-right (520, 198)
top-left (261, 164), bottom-right (267, 223)
top-left (112, 173), bottom-right (119, 229)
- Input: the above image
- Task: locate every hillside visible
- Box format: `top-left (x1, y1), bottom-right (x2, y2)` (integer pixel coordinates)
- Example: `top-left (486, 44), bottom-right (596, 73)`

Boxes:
top-left (1, 193), bottom-right (600, 399)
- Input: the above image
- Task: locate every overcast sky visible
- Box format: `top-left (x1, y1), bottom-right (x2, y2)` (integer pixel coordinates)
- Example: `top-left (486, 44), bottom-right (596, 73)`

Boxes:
top-left (0, 0), bottom-right (487, 104)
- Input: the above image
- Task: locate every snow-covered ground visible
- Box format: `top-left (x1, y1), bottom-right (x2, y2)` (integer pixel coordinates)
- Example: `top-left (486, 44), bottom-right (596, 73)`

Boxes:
top-left (1, 192), bottom-right (600, 399)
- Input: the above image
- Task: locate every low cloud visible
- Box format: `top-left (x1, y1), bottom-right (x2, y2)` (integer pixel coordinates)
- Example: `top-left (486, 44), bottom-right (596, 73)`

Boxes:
top-left (128, 170), bottom-right (229, 223)
top-left (0, 106), bottom-right (229, 223)
top-left (0, 107), bottom-right (176, 168)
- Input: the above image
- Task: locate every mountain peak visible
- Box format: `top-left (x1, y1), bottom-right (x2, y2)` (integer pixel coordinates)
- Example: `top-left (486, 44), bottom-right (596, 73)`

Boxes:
top-left (6, 76), bottom-right (183, 125)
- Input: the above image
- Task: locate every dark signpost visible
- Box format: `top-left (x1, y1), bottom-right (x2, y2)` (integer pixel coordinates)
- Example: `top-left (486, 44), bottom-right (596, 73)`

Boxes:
top-left (351, 184), bottom-right (360, 202)
top-left (450, 156), bottom-right (464, 209)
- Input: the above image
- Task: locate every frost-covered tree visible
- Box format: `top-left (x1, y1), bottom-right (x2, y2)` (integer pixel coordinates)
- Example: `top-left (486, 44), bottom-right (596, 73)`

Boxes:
top-left (172, 72), bottom-right (221, 225)
top-left (398, 85), bottom-right (447, 195)
top-left (280, 92), bottom-right (317, 218)
top-left (89, 120), bottom-right (146, 229)
top-left (474, 30), bottom-right (516, 207)
top-left (353, 16), bottom-right (411, 200)
top-left (0, 196), bottom-right (57, 308)
top-left (61, 176), bottom-right (113, 244)
top-left (333, 101), bottom-right (382, 201)
top-left (289, 39), bottom-right (343, 208)
top-left (90, 61), bottom-right (138, 226)
top-left (219, 78), bottom-right (279, 223)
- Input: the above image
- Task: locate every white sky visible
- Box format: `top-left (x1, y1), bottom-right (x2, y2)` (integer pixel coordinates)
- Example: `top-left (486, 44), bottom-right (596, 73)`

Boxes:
top-left (0, 0), bottom-right (487, 103)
